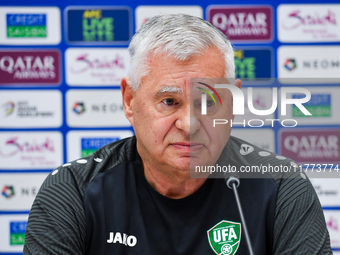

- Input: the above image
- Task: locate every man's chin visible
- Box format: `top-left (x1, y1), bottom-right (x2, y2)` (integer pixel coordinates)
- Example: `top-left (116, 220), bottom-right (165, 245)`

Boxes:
top-left (167, 156), bottom-right (212, 176)
top-left (170, 157), bottom-right (204, 174)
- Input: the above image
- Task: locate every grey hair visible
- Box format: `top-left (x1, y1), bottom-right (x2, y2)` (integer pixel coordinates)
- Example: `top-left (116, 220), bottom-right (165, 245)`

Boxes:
top-left (127, 14), bottom-right (235, 90)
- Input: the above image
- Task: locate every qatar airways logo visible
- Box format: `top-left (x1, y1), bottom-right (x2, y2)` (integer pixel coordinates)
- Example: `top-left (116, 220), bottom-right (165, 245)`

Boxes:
top-left (198, 83), bottom-right (311, 128)
top-left (208, 6), bottom-right (273, 42)
top-left (0, 50), bottom-right (60, 85)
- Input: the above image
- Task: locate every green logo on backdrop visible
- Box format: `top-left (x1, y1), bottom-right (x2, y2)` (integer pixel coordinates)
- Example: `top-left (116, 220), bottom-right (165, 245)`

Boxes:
top-left (207, 220), bottom-right (241, 255)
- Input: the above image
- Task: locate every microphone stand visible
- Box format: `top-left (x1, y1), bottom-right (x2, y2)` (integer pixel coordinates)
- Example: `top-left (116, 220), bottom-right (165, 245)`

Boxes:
top-left (226, 175), bottom-right (254, 255)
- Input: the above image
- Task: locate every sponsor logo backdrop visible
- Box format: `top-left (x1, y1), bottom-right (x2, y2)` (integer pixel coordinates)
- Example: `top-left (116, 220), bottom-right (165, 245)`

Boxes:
top-left (0, 49), bottom-right (61, 85)
top-left (207, 5), bottom-right (273, 43)
top-left (0, 173), bottom-right (48, 211)
top-left (0, 1), bottom-right (339, 254)
top-left (66, 130), bottom-right (134, 161)
top-left (65, 6), bottom-right (131, 45)
top-left (65, 48), bottom-right (130, 86)
top-left (278, 4), bottom-right (340, 43)
top-left (0, 214), bottom-right (29, 253)
top-left (278, 46), bottom-right (340, 83)
top-left (0, 131), bottom-right (63, 170)
top-left (0, 7), bottom-right (61, 45)
top-left (66, 89), bottom-right (130, 127)
top-left (0, 90), bottom-right (62, 128)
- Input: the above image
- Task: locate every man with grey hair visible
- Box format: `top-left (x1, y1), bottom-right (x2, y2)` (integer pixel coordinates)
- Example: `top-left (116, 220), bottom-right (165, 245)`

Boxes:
top-left (24, 14), bottom-right (331, 255)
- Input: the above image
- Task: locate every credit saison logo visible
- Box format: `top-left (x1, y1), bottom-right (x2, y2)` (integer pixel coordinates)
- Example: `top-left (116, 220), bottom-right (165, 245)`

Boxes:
top-left (10, 221), bottom-right (27, 245)
top-left (107, 232), bottom-right (137, 247)
top-left (81, 137), bottom-right (118, 157)
top-left (6, 14), bottom-right (47, 38)
top-left (198, 82), bottom-right (312, 128)
top-left (292, 94), bottom-right (331, 117)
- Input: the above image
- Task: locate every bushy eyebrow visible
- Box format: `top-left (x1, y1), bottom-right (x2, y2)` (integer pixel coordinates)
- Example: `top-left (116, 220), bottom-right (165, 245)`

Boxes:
top-left (156, 86), bottom-right (183, 96)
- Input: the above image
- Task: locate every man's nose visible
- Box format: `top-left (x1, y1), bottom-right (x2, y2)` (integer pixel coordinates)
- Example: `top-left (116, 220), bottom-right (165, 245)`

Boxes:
top-left (175, 104), bottom-right (200, 135)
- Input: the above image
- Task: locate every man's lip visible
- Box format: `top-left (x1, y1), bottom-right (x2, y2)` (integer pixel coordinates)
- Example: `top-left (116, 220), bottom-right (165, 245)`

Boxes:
top-left (171, 142), bottom-right (204, 152)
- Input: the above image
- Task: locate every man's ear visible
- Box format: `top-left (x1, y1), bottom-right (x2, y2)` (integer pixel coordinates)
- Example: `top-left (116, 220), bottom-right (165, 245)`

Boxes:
top-left (121, 77), bottom-right (134, 126)
top-left (231, 79), bottom-right (242, 120)
top-left (235, 79), bottom-right (242, 89)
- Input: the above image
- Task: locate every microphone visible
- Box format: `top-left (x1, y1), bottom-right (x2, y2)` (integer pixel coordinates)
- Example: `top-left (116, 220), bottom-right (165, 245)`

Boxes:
top-left (224, 171), bottom-right (254, 255)
top-left (226, 173), bottom-right (240, 189)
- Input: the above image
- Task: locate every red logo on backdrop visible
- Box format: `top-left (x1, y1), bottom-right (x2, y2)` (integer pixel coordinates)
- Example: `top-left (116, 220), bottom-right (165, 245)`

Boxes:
top-left (282, 10), bottom-right (337, 31)
top-left (0, 50), bottom-right (61, 85)
top-left (208, 6), bottom-right (273, 42)
top-left (280, 129), bottom-right (340, 164)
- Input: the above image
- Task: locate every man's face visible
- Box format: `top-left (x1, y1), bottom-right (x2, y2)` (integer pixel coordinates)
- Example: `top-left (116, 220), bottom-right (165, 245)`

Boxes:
top-left (122, 47), bottom-right (237, 178)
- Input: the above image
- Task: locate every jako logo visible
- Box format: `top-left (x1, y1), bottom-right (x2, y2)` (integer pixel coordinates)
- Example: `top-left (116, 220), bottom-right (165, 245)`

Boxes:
top-left (107, 232), bottom-right (137, 247)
